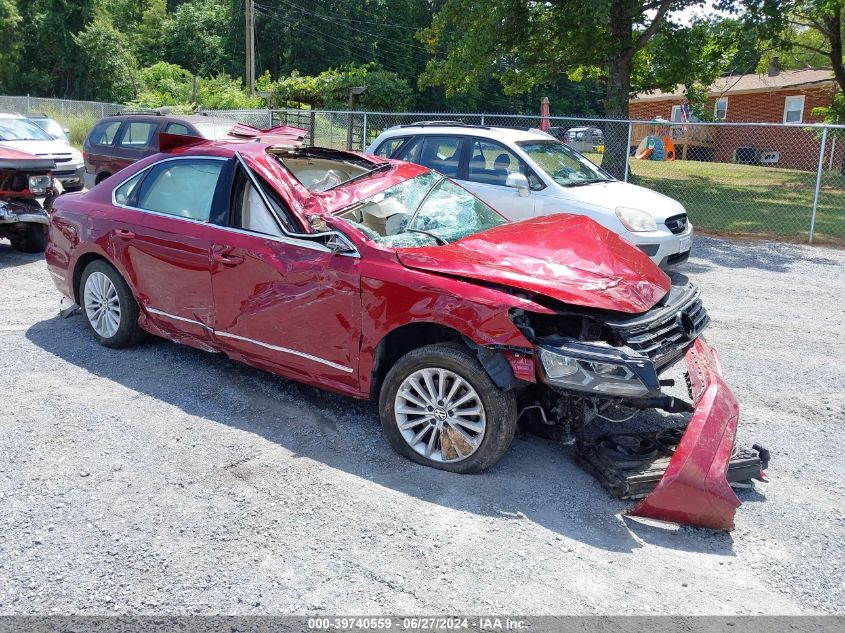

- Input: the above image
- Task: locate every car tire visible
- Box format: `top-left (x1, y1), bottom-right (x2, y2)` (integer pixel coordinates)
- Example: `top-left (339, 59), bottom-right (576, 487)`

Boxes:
top-left (80, 259), bottom-right (144, 348)
top-left (10, 223), bottom-right (48, 253)
top-left (378, 342), bottom-right (517, 474)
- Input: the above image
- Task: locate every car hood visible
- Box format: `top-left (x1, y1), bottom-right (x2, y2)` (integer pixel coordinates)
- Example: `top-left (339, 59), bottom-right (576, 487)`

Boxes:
top-left (0, 144), bottom-right (56, 170)
top-left (0, 139), bottom-right (81, 162)
top-left (555, 180), bottom-right (685, 222)
top-left (396, 214), bottom-right (670, 313)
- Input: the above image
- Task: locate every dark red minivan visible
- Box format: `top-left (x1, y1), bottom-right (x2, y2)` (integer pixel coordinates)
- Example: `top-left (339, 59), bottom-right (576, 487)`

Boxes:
top-left (82, 113), bottom-right (237, 189)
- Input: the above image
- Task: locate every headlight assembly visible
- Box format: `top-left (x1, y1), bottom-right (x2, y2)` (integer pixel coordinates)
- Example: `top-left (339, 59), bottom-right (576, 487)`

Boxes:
top-left (537, 342), bottom-right (659, 397)
top-left (615, 206), bottom-right (657, 232)
top-left (28, 175), bottom-right (52, 195)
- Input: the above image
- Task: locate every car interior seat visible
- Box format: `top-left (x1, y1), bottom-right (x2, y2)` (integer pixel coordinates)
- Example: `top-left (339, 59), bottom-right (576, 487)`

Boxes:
top-left (361, 197), bottom-right (407, 236)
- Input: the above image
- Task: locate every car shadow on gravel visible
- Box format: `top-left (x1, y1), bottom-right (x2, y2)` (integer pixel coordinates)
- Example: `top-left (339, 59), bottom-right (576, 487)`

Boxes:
top-left (26, 313), bottom-right (739, 557)
top-left (0, 242), bottom-right (43, 269)
top-left (681, 235), bottom-right (842, 274)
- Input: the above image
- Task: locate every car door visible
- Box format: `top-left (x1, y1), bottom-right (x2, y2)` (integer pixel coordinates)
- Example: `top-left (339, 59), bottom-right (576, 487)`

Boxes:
top-left (456, 138), bottom-right (537, 221)
top-left (112, 119), bottom-right (161, 173)
top-left (209, 161), bottom-right (362, 388)
top-left (111, 156), bottom-right (229, 345)
top-left (85, 119), bottom-right (124, 182)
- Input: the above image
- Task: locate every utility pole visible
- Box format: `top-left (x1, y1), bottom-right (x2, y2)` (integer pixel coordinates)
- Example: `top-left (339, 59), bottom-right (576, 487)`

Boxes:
top-left (245, 0), bottom-right (255, 95)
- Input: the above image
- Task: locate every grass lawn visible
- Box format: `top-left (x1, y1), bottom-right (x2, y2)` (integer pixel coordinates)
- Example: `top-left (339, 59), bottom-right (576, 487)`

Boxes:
top-left (584, 153), bottom-right (845, 245)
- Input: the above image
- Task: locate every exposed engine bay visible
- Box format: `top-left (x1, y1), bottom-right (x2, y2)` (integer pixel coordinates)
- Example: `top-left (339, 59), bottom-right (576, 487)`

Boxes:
top-left (506, 273), bottom-right (769, 529)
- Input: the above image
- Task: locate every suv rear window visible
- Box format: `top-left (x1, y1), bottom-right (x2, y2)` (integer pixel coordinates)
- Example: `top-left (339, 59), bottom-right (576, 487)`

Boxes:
top-left (89, 120), bottom-right (122, 146)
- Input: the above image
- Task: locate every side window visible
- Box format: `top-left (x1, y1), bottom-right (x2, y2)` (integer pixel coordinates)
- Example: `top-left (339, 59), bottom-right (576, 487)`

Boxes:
top-left (114, 171), bottom-right (146, 206)
top-left (396, 136), bottom-right (462, 177)
top-left (467, 139), bottom-right (541, 189)
top-left (230, 167), bottom-right (296, 236)
top-left (90, 120), bottom-right (122, 146)
top-left (373, 136), bottom-right (408, 158)
top-left (164, 122), bottom-right (193, 136)
top-left (135, 159), bottom-right (224, 221)
top-left (118, 121), bottom-right (158, 149)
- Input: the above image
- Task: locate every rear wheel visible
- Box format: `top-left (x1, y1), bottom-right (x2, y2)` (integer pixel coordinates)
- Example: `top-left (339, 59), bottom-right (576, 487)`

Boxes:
top-left (10, 223), bottom-right (48, 253)
top-left (379, 342), bottom-right (517, 473)
top-left (80, 260), bottom-right (144, 348)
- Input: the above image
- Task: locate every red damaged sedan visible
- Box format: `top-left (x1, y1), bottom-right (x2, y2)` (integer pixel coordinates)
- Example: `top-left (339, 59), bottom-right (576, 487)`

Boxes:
top-left (45, 127), bottom-right (767, 530)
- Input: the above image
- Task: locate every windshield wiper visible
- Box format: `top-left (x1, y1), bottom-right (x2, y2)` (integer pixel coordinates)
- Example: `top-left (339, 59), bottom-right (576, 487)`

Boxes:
top-left (404, 228), bottom-right (448, 245)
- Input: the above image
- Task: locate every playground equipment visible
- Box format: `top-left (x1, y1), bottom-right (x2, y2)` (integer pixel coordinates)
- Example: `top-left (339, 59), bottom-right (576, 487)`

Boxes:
top-left (635, 134), bottom-right (676, 161)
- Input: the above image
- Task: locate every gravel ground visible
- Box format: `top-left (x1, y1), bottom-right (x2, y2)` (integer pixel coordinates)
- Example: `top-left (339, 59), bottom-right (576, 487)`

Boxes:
top-left (0, 235), bottom-right (843, 615)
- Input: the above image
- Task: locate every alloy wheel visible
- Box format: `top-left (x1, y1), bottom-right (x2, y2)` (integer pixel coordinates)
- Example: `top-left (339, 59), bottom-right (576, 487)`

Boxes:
top-left (394, 367), bottom-right (487, 463)
top-left (83, 271), bottom-right (121, 339)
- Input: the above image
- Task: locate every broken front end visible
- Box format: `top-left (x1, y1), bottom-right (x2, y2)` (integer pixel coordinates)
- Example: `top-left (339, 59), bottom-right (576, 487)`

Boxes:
top-left (0, 151), bottom-right (60, 252)
top-left (512, 276), bottom-right (768, 530)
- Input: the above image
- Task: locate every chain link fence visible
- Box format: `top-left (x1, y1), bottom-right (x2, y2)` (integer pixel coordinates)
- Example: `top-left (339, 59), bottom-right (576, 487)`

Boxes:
top-left (2, 96), bottom-right (844, 245)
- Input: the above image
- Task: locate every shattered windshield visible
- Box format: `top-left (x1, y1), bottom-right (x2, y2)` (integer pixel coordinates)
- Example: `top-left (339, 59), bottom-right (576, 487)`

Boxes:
top-left (338, 173), bottom-right (506, 248)
top-left (517, 140), bottom-right (611, 187)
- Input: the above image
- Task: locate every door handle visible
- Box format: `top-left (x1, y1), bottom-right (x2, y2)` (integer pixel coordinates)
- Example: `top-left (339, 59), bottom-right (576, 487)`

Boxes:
top-left (212, 252), bottom-right (244, 266)
top-left (115, 229), bottom-right (135, 238)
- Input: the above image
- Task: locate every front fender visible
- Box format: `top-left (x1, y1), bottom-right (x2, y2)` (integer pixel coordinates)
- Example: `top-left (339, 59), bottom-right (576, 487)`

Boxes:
top-left (357, 260), bottom-right (549, 397)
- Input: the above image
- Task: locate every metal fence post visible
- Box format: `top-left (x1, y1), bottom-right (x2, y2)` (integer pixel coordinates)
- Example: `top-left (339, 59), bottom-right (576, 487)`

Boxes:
top-left (623, 121), bottom-right (633, 182)
top-left (809, 127), bottom-right (828, 244)
top-left (362, 112), bottom-right (368, 150)
top-left (480, 115), bottom-right (485, 126)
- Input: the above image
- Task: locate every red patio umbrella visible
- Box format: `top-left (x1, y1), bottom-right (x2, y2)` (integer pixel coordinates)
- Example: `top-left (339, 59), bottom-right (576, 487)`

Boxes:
top-left (539, 97), bottom-right (551, 132)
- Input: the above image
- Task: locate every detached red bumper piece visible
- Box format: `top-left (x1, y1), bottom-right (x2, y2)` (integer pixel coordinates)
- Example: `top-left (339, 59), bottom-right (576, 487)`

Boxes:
top-left (628, 338), bottom-right (742, 530)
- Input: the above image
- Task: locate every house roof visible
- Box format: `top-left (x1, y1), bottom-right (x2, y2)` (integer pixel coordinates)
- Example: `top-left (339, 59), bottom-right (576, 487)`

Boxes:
top-left (632, 67), bottom-right (836, 102)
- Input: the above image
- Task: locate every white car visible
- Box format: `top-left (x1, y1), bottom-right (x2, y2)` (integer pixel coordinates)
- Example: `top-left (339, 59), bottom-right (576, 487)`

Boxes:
top-left (0, 113), bottom-right (84, 192)
top-left (367, 123), bottom-right (693, 267)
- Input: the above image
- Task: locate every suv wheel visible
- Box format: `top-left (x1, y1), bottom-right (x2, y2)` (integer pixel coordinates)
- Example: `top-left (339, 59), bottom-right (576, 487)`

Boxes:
top-left (378, 342), bottom-right (517, 473)
top-left (80, 260), bottom-right (144, 348)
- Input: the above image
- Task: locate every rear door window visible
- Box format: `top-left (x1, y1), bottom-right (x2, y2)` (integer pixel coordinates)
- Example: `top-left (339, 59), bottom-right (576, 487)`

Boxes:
top-left (373, 136), bottom-right (408, 158)
top-left (90, 120), bottom-right (123, 146)
top-left (164, 122), bottom-right (193, 136)
top-left (134, 158), bottom-right (225, 221)
top-left (395, 135), bottom-right (464, 178)
top-left (118, 121), bottom-right (158, 149)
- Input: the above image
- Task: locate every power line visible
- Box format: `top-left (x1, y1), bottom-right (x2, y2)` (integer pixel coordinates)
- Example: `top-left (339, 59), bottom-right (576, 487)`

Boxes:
top-left (253, 4), bottom-right (416, 75)
top-left (255, 0), bottom-right (429, 55)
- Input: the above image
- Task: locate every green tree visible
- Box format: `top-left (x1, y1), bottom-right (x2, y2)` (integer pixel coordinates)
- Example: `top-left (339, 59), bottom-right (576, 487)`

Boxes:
top-left (166, 0), bottom-right (232, 76)
top-left (74, 13), bottom-right (139, 102)
top-left (0, 0), bottom-right (22, 91)
top-left (419, 0), bottom-right (785, 176)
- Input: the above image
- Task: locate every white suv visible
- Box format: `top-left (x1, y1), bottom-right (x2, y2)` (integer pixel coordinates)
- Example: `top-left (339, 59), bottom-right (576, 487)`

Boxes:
top-left (0, 113), bottom-right (84, 191)
top-left (367, 123), bottom-right (693, 267)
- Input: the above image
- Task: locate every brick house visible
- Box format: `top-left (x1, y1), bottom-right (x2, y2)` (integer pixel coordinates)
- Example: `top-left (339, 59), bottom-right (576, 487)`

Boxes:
top-left (629, 66), bottom-right (840, 171)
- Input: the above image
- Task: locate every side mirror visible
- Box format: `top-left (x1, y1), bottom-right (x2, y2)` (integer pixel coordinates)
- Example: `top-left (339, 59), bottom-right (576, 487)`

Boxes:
top-left (506, 172), bottom-right (531, 197)
top-left (63, 127), bottom-right (70, 134)
top-left (326, 232), bottom-right (357, 255)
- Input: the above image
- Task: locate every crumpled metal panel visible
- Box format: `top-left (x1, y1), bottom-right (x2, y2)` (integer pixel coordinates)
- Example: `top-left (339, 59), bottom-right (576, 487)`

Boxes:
top-left (397, 214), bottom-right (671, 314)
top-left (628, 338), bottom-right (742, 530)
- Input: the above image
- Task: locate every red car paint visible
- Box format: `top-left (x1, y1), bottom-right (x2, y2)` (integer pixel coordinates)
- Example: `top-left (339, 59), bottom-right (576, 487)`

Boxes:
top-left (397, 215), bottom-right (670, 313)
top-left (46, 137), bottom-right (746, 530)
top-left (628, 338), bottom-right (742, 530)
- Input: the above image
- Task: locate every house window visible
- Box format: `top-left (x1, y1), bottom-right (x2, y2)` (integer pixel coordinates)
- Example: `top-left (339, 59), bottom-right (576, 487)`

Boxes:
top-left (714, 97), bottom-right (728, 120)
top-left (784, 95), bottom-right (805, 123)
top-left (670, 105), bottom-right (683, 122)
